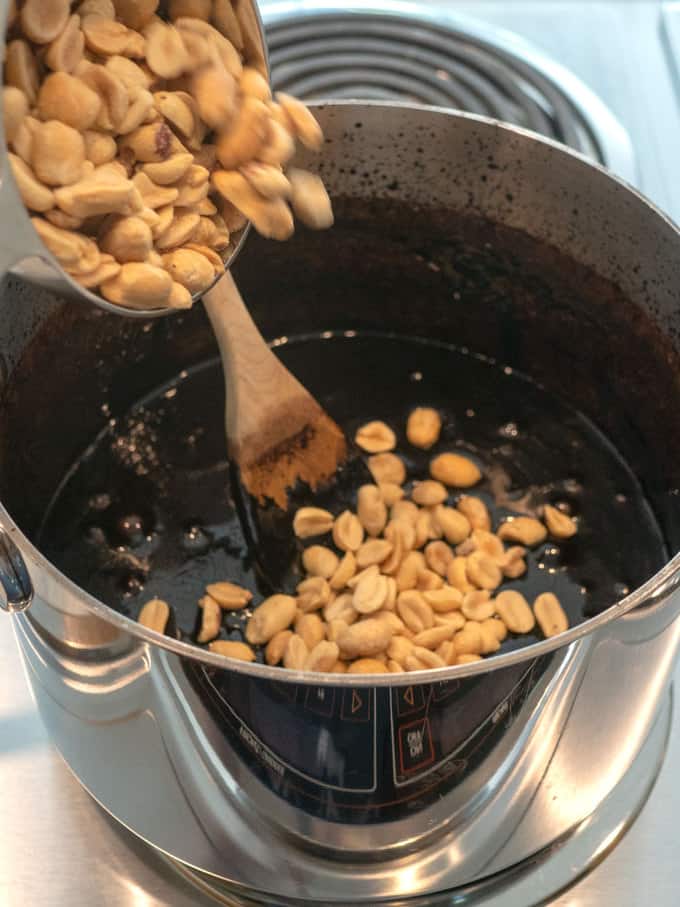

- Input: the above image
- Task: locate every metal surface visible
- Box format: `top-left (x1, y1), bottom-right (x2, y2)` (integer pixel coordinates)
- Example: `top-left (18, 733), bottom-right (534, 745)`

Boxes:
top-left (263, 3), bottom-right (637, 181)
top-left (0, 0), bottom-right (262, 320)
top-left (3, 617), bottom-right (680, 906)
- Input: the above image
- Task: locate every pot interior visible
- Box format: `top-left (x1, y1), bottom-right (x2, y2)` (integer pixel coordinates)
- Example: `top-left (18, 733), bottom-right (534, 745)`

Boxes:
top-left (1, 108), bottom-right (680, 659)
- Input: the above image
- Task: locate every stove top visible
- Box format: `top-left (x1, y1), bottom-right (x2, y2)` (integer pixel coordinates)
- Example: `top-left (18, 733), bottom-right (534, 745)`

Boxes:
top-left (3, 2), bottom-right (680, 905)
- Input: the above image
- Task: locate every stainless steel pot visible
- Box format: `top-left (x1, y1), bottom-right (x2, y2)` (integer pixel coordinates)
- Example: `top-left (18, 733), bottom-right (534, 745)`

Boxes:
top-left (4, 102), bottom-right (680, 903)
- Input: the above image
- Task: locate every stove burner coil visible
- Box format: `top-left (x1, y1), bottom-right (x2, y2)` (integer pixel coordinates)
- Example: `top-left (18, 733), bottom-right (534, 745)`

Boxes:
top-left (263, 9), bottom-right (632, 172)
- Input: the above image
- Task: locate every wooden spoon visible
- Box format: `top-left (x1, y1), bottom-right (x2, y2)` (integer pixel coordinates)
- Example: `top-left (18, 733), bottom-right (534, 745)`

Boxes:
top-left (203, 272), bottom-right (347, 510)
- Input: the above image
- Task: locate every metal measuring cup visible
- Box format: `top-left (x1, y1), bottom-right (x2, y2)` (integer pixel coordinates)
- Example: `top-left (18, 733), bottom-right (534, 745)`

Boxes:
top-left (0, 0), bottom-right (267, 319)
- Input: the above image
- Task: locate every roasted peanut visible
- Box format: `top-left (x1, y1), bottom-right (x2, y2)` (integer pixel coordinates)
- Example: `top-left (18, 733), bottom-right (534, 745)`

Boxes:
top-left (101, 261), bottom-right (173, 308)
top-left (497, 517), bottom-right (547, 547)
top-left (83, 131), bottom-right (117, 166)
top-left (122, 122), bottom-right (183, 163)
top-left (367, 452), bottom-right (406, 485)
top-left (482, 617), bottom-right (508, 643)
top-left (447, 556), bottom-right (474, 593)
top-left (197, 593), bottom-right (221, 642)
top-left (209, 640), bottom-right (255, 661)
top-left (396, 550), bottom-right (425, 591)
top-left (430, 452), bottom-right (482, 488)
top-left (240, 161), bottom-right (290, 199)
top-left (305, 640), bottom-right (340, 672)
top-left (212, 170), bottom-right (294, 241)
top-left (422, 585), bottom-right (463, 613)
top-left (162, 247), bottom-right (215, 292)
top-left (192, 64), bottom-right (237, 131)
top-left (456, 495), bottom-right (491, 531)
top-left (413, 624), bottom-right (455, 649)
top-left (213, 0), bottom-right (244, 49)
top-left (133, 172), bottom-right (179, 209)
top-left (355, 420), bottom-right (396, 453)
top-left (533, 592), bottom-right (569, 637)
top-left (348, 658), bottom-right (388, 674)
top-left (356, 539), bottom-right (393, 569)
top-left (31, 216), bottom-right (85, 268)
top-left (154, 210), bottom-right (200, 250)
top-left (21, 0), bottom-right (70, 45)
top-left (456, 654), bottom-right (483, 665)
top-left (37, 72), bottom-right (102, 131)
top-left (434, 505), bottom-right (471, 545)
top-left (112, 0), bottom-right (159, 30)
top-left (216, 96), bottom-right (269, 169)
top-left (379, 482), bottom-right (405, 507)
top-left (169, 0), bottom-right (211, 18)
top-left (357, 484), bottom-right (387, 537)
top-left (145, 21), bottom-right (191, 78)
top-left (454, 622), bottom-right (483, 656)
top-left (407, 407), bottom-right (441, 449)
top-left (204, 580), bottom-right (252, 609)
top-left (461, 589), bottom-right (495, 621)
top-left (397, 590), bottom-right (434, 633)
top-left (296, 576), bottom-right (331, 613)
top-left (45, 16), bottom-right (85, 72)
top-left (406, 648), bottom-right (445, 670)
top-left (424, 540), bottom-right (454, 577)
top-left (6, 41), bottom-right (40, 105)
top-left (302, 545), bottom-right (339, 579)
top-left (338, 618), bottom-right (393, 659)
top-left (544, 504), bottom-right (577, 539)
top-left (501, 546), bottom-right (527, 579)
top-left (245, 594), bottom-right (296, 645)
top-left (265, 629), bottom-right (293, 666)
top-left (495, 590), bottom-right (535, 634)
top-left (100, 214), bottom-right (153, 262)
top-left (434, 611), bottom-right (465, 632)
top-left (169, 281), bottom-right (192, 309)
top-left (73, 255), bottom-right (121, 288)
top-left (293, 506), bottom-right (334, 539)
top-left (118, 87), bottom-right (154, 135)
top-left (412, 480), bottom-right (447, 507)
top-left (295, 612), bottom-right (326, 651)
top-left (323, 593), bottom-right (357, 626)
top-left (289, 168), bottom-right (334, 230)
top-left (258, 117), bottom-right (295, 167)
top-left (82, 15), bottom-right (131, 56)
top-left (465, 550), bottom-right (502, 591)
top-left (353, 571), bottom-right (389, 615)
top-left (276, 92), bottom-right (323, 150)
top-left (416, 568), bottom-right (444, 592)
top-left (10, 156), bottom-right (55, 213)
top-left (138, 597), bottom-right (170, 633)
top-left (3, 87), bottom-right (28, 147)
top-left (391, 500), bottom-right (419, 526)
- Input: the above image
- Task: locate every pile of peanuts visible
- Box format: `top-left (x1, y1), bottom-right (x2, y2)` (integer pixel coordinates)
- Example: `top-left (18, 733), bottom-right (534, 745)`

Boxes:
top-left (139, 407), bottom-right (577, 674)
top-left (3, 0), bottom-right (332, 310)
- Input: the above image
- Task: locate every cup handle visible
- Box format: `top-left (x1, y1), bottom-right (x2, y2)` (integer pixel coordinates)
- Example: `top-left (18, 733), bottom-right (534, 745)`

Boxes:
top-left (0, 526), bottom-right (33, 613)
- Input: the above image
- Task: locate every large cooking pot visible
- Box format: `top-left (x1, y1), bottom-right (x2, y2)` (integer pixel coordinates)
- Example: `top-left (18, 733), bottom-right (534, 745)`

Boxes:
top-left (4, 103), bottom-right (680, 903)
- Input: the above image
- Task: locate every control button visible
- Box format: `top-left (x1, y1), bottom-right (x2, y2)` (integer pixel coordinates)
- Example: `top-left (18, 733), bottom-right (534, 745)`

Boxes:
top-left (432, 679), bottom-right (459, 703)
top-left (305, 686), bottom-right (335, 717)
top-left (341, 688), bottom-right (371, 722)
top-left (395, 685), bottom-right (425, 716)
top-left (397, 717), bottom-right (435, 775)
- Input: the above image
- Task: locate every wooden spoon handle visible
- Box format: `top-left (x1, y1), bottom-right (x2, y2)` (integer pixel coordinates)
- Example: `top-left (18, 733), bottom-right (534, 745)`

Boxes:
top-left (203, 272), bottom-right (311, 456)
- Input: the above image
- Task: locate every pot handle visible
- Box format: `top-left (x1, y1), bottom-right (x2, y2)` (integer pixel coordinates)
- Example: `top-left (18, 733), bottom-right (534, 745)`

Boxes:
top-left (0, 527), bottom-right (33, 612)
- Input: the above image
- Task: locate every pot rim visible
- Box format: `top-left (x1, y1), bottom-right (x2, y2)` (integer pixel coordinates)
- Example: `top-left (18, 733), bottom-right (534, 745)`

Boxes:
top-left (7, 101), bottom-right (680, 686)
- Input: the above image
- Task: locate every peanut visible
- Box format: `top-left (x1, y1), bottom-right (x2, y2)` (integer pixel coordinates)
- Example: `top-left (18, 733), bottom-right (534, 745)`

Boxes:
top-left (326, 619), bottom-right (349, 643)
top-left (108, 56), bottom-right (152, 91)
top-left (416, 568), bottom-right (443, 592)
top-left (6, 41), bottom-right (40, 105)
top-left (495, 590), bottom-right (535, 634)
top-left (45, 16), bottom-right (85, 72)
top-left (396, 550), bottom-right (425, 591)
top-left (216, 96), bottom-right (269, 169)
top-left (348, 658), bottom-right (388, 674)
top-left (406, 648), bottom-right (445, 670)
top-left (74, 255), bottom-right (121, 288)
top-left (412, 480), bottom-right (447, 507)
top-left (412, 625), bottom-right (455, 649)
top-left (379, 482), bottom-right (405, 507)
top-left (138, 597), bottom-right (170, 633)
top-left (296, 576), bottom-right (331, 613)
top-left (338, 618), bottom-right (393, 659)
top-left (100, 215), bottom-right (153, 262)
top-left (479, 621), bottom-right (501, 655)
top-left (146, 21), bottom-right (191, 78)
top-left (357, 484), bottom-right (387, 537)
top-left (305, 640), bottom-right (340, 672)
top-left (245, 594), bottom-right (296, 645)
top-left (501, 545), bottom-right (528, 578)
top-left (544, 504), bottom-right (577, 539)
top-left (497, 517), bottom-right (547, 547)
top-left (456, 654), bottom-right (483, 665)
top-left (367, 452), bottom-right (406, 485)
top-left (82, 15), bottom-right (131, 56)
top-left (465, 550), bottom-right (502, 591)
top-left (323, 593), bottom-right (357, 626)
top-left (154, 210), bottom-right (201, 251)
top-left (355, 421), bottom-right (396, 453)
top-left (162, 247), bottom-right (215, 293)
top-left (353, 571), bottom-right (388, 615)
top-left (356, 539), bottom-right (393, 569)
top-left (83, 131), bottom-right (118, 166)
top-left (433, 505), bottom-right (471, 545)
top-left (461, 589), bottom-right (495, 621)
top-left (37, 72), bottom-right (102, 131)
top-left (533, 592), bottom-right (569, 637)
top-left (169, 0), bottom-right (211, 18)
top-left (289, 168), bottom-right (334, 230)
top-left (101, 261), bottom-right (173, 308)
top-left (212, 170), bottom-right (294, 241)
top-left (295, 612), bottom-right (326, 651)
top-left (302, 545), bottom-right (339, 579)
top-left (433, 611), bottom-right (465, 632)
top-left (258, 118), bottom-right (295, 167)
top-left (21, 0), bottom-right (70, 45)
top-left (112, 0), bottom-right (159, 30)
top-left (414, 509), bottom-right (440, 548)
top-left (391, 500), bottom-right (419, 526)
top-left (454, 622), bottom-right (483, 656)
top-left (456, 495), bottom-right (491, 531)
top-left (208, 640), bottom-right (255, 661)
top-left (197, 594), bottom-right (221, 643)
top-left (240, 161), bottom-right (291, 199)
top-left (422, 585), bottom-right (463, 613)
top-left (397, 590), bottom-right (434, 633)
top-left (31, 217), bottom-right (85, 268)
top-left (265, 629), bottom-right (293, 666)
top-left (447, 556), bottom-right (474, 593)
top-left (133, 172), bottom-right (179, 209)
top-left (213, 0), bottom-right (244, 50)
top-left (3, 87), bottom-right (28, 144)
top-left (430, 452), bottom-right (482, 487)
top-left (10, 156), bottom-right (55, 213)
top-left (424, 540), bottom-right (454, 577)
top-left (482, 617), bottom-right (508, 643)
top-left (407, 407), bottom-right (441, 449)
top-left (79, 64), bottom-right (129, 132)
top-left (276, 92), bottom-right (323, 150)
top-left (192, 64), bottom-right (237, 131)
top-left (204, 581), bottom-right (252, 610)
top-left (169, 280), bottom-right (192, 309)
top-left (293, 506), bottom-right (334, 539)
